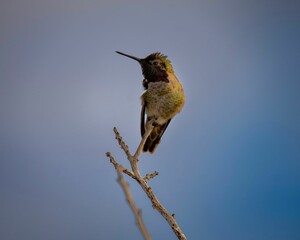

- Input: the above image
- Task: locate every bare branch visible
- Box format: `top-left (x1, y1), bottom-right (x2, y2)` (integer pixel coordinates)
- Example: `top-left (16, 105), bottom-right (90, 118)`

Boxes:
top-left (114, 164), bottom-right (151, 240)
top-left (107, 122), bottom-right (187, 240)
top-left (144, 171), bottom-right (159, 182)
top-left (133, 120), bottom-right (154, 160)
top-left (106, 152), bottom-right (136, 179)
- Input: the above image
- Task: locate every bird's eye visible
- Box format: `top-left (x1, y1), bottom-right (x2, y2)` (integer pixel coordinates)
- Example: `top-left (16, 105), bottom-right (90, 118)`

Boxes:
top-left (153, 61), bottom-right (158, 65)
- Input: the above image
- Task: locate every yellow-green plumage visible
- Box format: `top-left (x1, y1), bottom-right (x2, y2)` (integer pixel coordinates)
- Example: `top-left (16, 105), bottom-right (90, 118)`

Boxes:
top-left (142, 75), bottom-right (184, 123)
top-left (116, 51), bottom-right (185, 153)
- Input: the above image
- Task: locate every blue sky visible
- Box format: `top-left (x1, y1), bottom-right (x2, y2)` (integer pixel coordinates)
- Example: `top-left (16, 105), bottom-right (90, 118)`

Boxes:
top-left (1, 0), bottom-right (299, 239)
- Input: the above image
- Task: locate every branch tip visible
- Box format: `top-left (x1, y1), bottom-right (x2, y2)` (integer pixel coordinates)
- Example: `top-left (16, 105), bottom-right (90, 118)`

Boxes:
top-left (144, 171), bottom-right (159, 182)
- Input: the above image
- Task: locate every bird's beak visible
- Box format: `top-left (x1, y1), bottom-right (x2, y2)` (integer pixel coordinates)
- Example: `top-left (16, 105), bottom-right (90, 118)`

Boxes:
top-left (116, 51), bottom-right (142, 63)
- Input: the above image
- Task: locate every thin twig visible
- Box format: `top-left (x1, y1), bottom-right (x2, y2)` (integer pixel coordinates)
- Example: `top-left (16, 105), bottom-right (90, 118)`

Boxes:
top-left (133, 120), bottom-right (154, 160)
top-left (115, 165), bottom-right (151, 240)
top-left (144, 171), bottom-right (159, 182)
top-left (108, 122), bottom-right (187, 240)
top-left (106, 152), bottom-right (136, 179)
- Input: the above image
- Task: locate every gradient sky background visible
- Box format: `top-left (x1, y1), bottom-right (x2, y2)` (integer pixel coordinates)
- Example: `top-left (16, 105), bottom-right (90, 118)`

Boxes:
top-left (1, 0), bottom-right (300, 239)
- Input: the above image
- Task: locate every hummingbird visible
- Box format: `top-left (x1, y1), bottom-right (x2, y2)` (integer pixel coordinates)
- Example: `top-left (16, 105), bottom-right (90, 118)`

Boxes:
top-left (116, 51), bottom-right (185, 154)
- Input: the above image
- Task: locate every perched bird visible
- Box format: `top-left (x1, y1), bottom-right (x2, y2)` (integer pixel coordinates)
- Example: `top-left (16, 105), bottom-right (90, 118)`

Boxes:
top-left (116, 51), bottom-right (185, 153)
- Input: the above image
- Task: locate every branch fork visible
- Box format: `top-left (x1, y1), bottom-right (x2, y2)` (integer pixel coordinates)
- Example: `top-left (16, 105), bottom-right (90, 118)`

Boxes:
top-left (106, 120), bottom-right (187, 240)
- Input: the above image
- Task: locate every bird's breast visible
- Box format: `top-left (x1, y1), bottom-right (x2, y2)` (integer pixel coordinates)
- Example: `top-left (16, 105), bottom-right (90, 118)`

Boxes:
top-left (141, 74), bottom-right (185, 122)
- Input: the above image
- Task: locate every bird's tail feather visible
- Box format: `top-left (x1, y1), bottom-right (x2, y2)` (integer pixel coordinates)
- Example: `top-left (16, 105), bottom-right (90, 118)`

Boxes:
top-left (143, 119), bottom-right (171, 154)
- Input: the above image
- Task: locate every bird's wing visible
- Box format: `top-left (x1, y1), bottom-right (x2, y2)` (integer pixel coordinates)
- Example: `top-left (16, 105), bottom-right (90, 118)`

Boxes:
top-left (144, 118), bottom-right (172, 153)
top-left (156, 118), bottom-right (171, 144)
top-left (140, 102), bottom-right (146, 137)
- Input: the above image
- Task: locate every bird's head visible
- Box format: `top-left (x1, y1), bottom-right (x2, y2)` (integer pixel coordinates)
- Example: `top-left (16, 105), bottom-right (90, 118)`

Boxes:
top-left (116, 51), bottom-right (174, 80)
